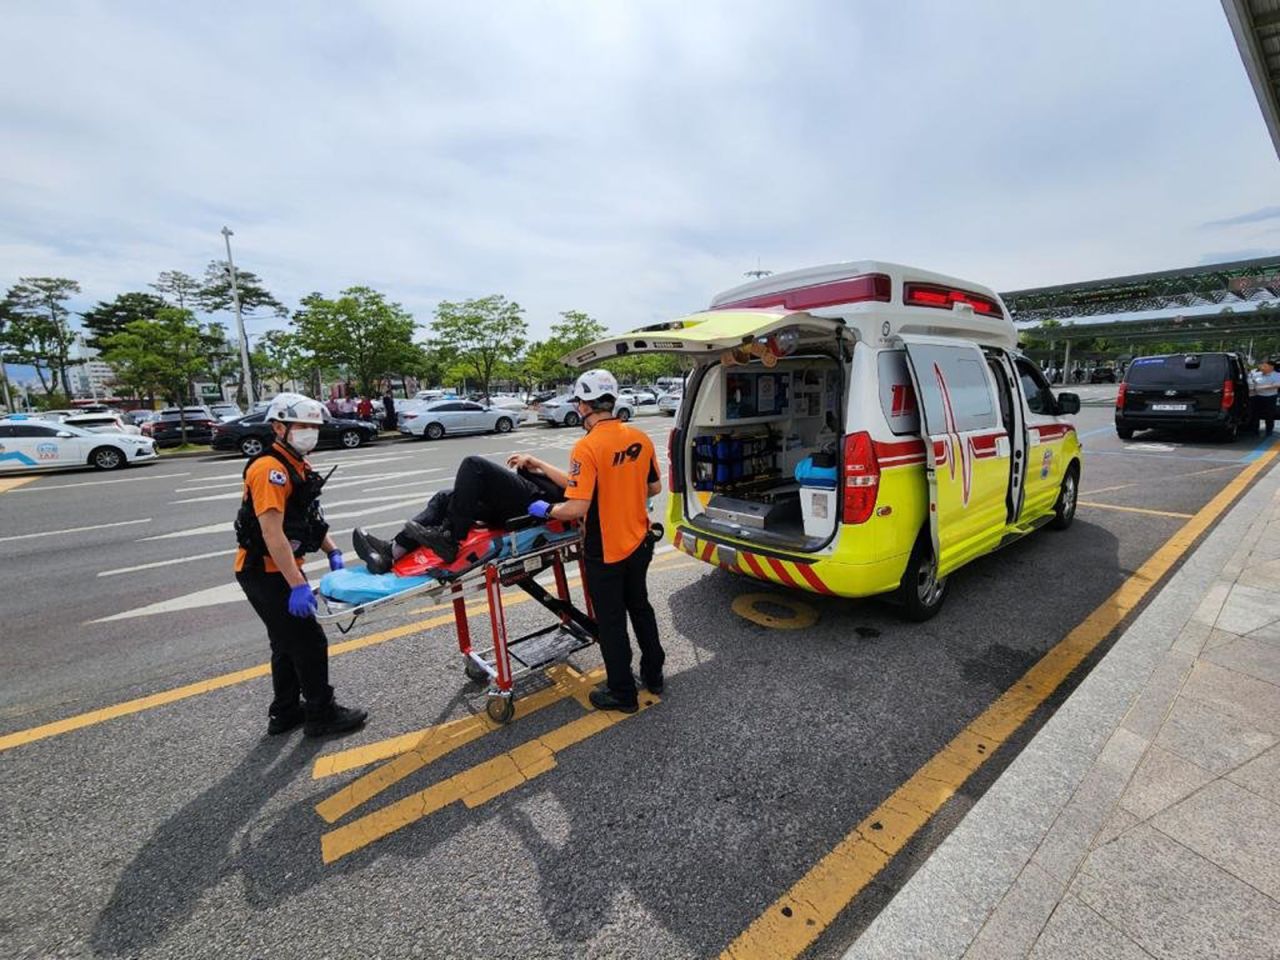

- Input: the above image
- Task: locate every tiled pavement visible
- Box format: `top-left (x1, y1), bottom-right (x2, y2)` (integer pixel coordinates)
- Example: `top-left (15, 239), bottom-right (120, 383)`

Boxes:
top-left (847, 465), bottom-right (1280, 960)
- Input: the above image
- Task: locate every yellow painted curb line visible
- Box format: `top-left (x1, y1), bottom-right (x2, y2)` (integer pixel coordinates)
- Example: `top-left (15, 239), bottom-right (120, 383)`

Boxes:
top-left (0, 476), bottom-right (38, 494)
top-left (720, 442), bottom-right (1280, 960)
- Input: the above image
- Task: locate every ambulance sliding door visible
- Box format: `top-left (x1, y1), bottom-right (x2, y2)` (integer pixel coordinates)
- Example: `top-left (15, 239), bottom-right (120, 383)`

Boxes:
top-left (899, 337), bottom-right (1012, 578)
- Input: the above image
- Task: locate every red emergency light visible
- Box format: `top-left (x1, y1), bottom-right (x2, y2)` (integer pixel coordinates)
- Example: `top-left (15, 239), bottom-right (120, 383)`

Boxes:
top-left (715, 274), bottom-right (892, 311)
top-left (903, 283), bottom-right (1005, 318)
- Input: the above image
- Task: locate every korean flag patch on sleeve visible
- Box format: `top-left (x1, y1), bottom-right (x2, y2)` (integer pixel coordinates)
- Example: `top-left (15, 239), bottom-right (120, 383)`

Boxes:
top-left (268, 469), bottom-right (287, 487)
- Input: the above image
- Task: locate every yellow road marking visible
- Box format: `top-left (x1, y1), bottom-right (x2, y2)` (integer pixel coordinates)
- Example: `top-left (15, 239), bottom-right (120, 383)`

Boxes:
top-left (1078, 501), bottom-right (1194, 519)
top-left (0, 555), bottom-right (698, 754)
top-left (321, 676), bottom-right (658, 864)
top-left (721, 441), bottom-right (1280, 960)
top-left (0, 476), bottom-right (38, 494)
top-left (731, 593), bottom-right (819, 630)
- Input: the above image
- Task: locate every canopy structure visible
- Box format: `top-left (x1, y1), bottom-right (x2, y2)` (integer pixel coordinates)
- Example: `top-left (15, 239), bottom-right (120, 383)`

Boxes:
top-left (1001, 256), bottom-right (1280, 327)
top-left (1223, 0), bottom-right (1280, 160)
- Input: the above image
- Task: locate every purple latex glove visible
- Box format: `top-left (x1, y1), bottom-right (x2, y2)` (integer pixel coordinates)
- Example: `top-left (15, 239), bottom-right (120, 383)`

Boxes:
top-left (288, 583), bottom-right (317, 618)
top-left (527, 500), bottom-right (552, 519)
top-left (328, 549), bottom-right (344, 571)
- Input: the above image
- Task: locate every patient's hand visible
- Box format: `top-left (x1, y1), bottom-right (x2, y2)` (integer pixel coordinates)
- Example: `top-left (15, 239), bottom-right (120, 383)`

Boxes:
top-left (507, 454), bottom-right (541, 473)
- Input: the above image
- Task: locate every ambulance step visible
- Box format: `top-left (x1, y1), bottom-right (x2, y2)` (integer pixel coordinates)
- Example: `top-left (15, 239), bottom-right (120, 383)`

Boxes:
top-left (509, 624), bottom-right (593, 670)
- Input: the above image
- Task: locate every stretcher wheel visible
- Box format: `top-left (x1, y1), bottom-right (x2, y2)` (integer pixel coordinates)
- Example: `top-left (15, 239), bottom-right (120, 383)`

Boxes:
top-left (486, 696), bottom-right (515, 724)
top-left (464, 659), bottom-right (489, 683)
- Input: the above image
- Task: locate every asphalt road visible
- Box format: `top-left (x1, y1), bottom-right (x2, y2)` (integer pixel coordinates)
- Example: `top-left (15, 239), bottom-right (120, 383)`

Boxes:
top-left (1, 398), bottom-right (1274, 959)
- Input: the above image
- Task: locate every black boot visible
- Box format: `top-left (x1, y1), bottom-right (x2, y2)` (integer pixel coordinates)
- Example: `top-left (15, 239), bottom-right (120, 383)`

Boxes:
top-left (588, 685), bottom-right (639, 714)
top-left (267, 704), bottom-right (305, 735)
top-left (405, 521), bottom-right (458, 564)
top-left (353, 528), bottom-right (394, 574)
top-left (304, 700), bottom-right (368, 738)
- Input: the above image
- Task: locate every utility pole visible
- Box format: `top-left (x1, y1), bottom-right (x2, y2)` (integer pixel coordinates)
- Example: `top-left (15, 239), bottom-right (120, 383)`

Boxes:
top-left (221, 226), bottom-right (255, 405)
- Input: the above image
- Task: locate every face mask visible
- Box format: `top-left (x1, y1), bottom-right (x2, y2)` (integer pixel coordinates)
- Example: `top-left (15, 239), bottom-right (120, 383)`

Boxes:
top-left (290, 427), bottom-right (319, 455)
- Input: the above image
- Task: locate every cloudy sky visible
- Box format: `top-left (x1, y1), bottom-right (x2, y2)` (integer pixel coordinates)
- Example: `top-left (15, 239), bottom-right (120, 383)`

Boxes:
top-left (2, 0), bottom-right (1278, 345)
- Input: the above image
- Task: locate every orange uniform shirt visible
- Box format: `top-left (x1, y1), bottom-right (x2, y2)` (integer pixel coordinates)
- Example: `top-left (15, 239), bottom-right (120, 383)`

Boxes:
top-left (234, 445), bottom-right (308, 574)
top-left (566, 419), bottom-right (658, 563)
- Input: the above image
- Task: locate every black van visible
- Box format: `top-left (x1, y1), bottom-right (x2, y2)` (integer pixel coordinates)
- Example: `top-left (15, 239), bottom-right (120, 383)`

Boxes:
top-left (1115, 352), bottom-right (1251, 441)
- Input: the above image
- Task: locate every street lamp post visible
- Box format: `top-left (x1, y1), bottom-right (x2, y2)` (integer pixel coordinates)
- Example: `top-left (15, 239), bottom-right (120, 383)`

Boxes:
top-left (221, 226), bottom-right (255, 406)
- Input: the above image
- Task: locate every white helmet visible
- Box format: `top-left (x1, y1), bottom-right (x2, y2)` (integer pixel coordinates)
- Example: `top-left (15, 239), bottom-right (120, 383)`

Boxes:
top-left (265, 392), bottom-right (325, 426)
top-left (572, 369), bottom-right (619, 403)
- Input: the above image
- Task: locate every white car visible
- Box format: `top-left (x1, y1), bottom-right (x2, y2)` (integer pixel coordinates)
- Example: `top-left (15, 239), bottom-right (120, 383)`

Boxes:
top-left (537, 394), bottom-right (635, 426)
top-left (63, 413), bottom-right (143, 435)
top-left (658, 391), bottom-right (682, 416)
top-left (399, 399), bottom-right (522, 440)
top-left (0, 418), bottom-right (158, 471)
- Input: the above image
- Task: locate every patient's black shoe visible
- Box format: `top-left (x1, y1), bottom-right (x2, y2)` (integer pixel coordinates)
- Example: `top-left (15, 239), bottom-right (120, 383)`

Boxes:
top-left (353, 527), bottom-right (393, 574)
top-left (406, 521), bottom-right (458, 564)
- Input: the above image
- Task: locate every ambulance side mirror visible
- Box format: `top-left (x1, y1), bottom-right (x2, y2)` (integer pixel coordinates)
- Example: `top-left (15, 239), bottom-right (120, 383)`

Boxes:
top-left (1055, 393), bottom-right (1081, 416)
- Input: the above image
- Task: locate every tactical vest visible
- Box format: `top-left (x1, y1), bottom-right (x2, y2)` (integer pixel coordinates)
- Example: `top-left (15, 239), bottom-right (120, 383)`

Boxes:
top-left (234, 442), bottom-right (330, 568)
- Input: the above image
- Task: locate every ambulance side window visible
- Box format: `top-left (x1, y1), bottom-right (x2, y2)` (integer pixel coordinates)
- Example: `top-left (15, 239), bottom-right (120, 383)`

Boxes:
top-left (877, 350), bottom-right (921, 436)
top-left (1015, 359), bottom-right (1052, 415)
top-left (906, 343), bottom-right (998, 433)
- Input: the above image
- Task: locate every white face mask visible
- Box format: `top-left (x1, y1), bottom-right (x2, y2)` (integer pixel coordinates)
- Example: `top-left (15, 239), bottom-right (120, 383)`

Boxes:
top-left (289, 427), bottom-right (320, 454)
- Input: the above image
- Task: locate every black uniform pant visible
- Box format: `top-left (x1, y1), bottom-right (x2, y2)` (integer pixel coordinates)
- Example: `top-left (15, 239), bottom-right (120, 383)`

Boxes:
top-left (1252, 395), bottom-right (1276, 435)
top-left (237, 568), bottom-right (333, 718)
top-left (585, 537), bottom-right (663, 701)
top-left (398, 456), bottom-right (561, 547)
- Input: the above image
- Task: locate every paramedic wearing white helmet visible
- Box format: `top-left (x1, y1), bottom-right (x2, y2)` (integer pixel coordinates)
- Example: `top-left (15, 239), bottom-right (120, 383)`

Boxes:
top-left (233, 393), bottom-right (367, 738)
top-left (512, 369), bottom-right (665, 712)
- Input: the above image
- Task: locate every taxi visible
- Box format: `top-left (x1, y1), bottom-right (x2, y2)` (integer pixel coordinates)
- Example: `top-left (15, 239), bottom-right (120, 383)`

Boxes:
top-left (566, 261), bottom-right (1083, 619)
top-left (0, 416), bottom-right (158, 472)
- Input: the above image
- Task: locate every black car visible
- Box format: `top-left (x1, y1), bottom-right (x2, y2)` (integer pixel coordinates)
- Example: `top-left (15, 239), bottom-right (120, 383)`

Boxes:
top-left (211, 410), bottom-right (379, 457)
top-left (1115, 352), bottom-right (1251, 441)
top-left (1089, 367), bottom-right (1117, 384)
top-left (141, 406), bottom-right (217, 447)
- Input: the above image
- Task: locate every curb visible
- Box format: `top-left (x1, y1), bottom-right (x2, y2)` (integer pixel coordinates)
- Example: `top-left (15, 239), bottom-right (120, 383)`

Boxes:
top-left (843, 454), bottom-right (1280, 960)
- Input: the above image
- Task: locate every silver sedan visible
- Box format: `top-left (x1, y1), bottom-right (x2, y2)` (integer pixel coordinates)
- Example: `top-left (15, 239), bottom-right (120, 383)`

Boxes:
top-left (398, 399), bottom-right (522, 440)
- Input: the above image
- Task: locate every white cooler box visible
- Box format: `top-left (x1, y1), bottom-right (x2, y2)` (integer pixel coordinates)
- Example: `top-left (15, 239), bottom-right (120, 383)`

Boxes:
top-left (800, 486), bottom-right (837, 538)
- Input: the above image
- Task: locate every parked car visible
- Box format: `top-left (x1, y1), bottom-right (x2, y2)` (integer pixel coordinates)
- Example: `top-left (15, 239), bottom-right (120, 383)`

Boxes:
top-left (1089, 367), bottom-right (1117, 384)
top-left (528, 390), bottom-right (560, 406)
top-left (620, 387), bottom-right (659, 405)
top-left (0, 417), bottom-right (158, 471)
top-left (140, 407), bottom-right (218, 447)
top-left (1115, 352), bottom-right (1251, 441)
top-left (658, 390), bottom-right (683, 416)
top-left (399, 399), bottom-right (522, 440)
top-left (537, 393), bottom-right (636, 426)
top-left (212, 409), bottom-right (380, 457)
top-left (123, 409), bottom-right (158, 427)
top-left (209, 402), bottom-right (244, 422)
top-left (62, 413), bottom-right (142, 435)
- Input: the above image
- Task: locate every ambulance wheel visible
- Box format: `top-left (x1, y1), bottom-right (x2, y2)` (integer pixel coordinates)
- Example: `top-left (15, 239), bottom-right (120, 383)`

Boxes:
top-left (1050, 463), bottom-right (1079, 530)
top-left (90, 446), bottom-right (125, 471)
top-left (895, 534), bottom-right (948, 622)
top-left (425, 422), bottom-right (445, 440)
top-left (563, 411), bottom-right (581, 428)
top-left (240, 436), bottom-right (265, 457)
top-left (486, 696), bottom-right (515, 724)
top-left (464, 659), bottom-right (489, 683)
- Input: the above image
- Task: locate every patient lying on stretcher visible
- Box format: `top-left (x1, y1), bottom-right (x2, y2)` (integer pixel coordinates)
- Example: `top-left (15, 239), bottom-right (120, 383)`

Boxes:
top-left (352, 455), bottom-right (565, 573)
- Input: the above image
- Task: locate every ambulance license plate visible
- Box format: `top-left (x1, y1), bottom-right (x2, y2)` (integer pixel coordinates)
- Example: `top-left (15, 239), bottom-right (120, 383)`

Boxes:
top-left (1151, 403), bottom-right (1188, 411)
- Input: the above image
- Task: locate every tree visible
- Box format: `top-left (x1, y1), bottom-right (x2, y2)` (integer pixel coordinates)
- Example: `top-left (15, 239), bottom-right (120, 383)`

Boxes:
top-left (519, 309), bottom-right (609, 391)
top-left (100, 308), bottom-right (211, 442)
top-left (80, 292), bottom-right (168, 350)
top-left (6, 277), bottom-right (80, 396)
top-left (150, 271), bottom-right (204, 310)
top-left (253, 329), bottom-right (310, 394)
top-left (198, 261), bottom-right (287, 318)
top-left (293, 286), bottom-right (421, 396)
top-left (430, 295), bottom-right (528, 399)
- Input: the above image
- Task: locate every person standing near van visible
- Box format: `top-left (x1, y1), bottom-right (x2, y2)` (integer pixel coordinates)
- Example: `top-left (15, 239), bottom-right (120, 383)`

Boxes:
top-left (235, 393), bottom-right (367, 737)
top-left (512, 369), bottom-right (664, 713)
top-left (1250, 359), bottom-right (1280, 437)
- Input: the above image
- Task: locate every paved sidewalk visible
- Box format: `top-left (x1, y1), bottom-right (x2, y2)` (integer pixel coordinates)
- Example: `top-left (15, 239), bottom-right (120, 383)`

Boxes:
top-left (847, 461), bottom-right (1280, 960)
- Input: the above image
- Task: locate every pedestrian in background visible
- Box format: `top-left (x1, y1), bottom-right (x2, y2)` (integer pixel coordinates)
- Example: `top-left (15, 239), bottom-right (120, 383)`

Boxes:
top-left (382, 390), bottom-right (397, 431)
top-left (357, 395), bottom-right (374, 420)
top-left (1250, 358), bottom-right (1280, 437)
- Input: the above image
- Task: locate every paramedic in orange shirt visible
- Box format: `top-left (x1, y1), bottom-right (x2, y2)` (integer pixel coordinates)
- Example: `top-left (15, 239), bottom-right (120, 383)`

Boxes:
top-left (234, 393), bottom-right (367, 738)
top-left (511, 369), bottom-right (664, 713)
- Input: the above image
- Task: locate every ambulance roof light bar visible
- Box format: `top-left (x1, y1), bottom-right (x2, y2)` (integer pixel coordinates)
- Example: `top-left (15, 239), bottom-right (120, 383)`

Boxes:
top-left (903, 282), bottom-right (1006, 319)
top-left (713, 273), bottom-right (892, 312)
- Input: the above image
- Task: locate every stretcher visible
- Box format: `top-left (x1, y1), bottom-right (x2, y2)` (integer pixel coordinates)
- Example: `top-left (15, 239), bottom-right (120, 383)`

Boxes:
top-left (315, 518), bottom-right (597, 723)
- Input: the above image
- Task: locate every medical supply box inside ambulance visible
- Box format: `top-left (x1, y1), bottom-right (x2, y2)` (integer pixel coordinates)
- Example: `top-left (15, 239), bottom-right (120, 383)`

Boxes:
top-left (565, 261), bottom-right (1083, 620)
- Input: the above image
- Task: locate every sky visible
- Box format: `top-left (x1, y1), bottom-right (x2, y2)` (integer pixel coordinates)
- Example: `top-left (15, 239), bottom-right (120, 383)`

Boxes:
top-left (2, 0), bottom-right (1279, 357)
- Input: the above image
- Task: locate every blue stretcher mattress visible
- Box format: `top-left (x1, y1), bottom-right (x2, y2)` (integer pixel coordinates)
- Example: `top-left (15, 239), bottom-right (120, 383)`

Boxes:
top-left (318, 522), bottom-right (578, 605)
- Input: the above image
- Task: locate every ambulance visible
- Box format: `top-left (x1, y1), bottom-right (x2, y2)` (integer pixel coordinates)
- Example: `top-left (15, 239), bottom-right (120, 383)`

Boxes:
top-left (566, 261), bottom-right (1083, 620)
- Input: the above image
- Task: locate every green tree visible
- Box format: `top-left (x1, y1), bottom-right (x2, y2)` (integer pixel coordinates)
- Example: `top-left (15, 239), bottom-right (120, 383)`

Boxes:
top-left (293, 286), bottom-right (421, 396)
top-left (151, 270), bottom-right (204, 309)
top-left (6, 277), bottom-right (80, 396)
top-left (100, 308), bottom-right (212, 442)
top-left (253, 329), bottom-right (311, 394)
top-left (80, 292), bottom-right (168, 350)
top-left (198, 261), bottom-right (287, 318)
top-left (430, 295), bottom-right (528, 399)
top-left (520, 310), bottom-right (609, 391)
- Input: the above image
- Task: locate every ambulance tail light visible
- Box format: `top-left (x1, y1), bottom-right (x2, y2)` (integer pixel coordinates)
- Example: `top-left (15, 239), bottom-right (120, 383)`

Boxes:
top-left (714, 273), bottom-right (891, 311)
top-left (1116, 382), bottom-right (1127, 410)
top-left (667, 427), bottom-right (684, 493)
top-left (841, 431), bottom-right (880, 524)
top-left (1221, 379), bottom-right (1234, 412)
top-left (903, 283), bottom-right (1005, 318)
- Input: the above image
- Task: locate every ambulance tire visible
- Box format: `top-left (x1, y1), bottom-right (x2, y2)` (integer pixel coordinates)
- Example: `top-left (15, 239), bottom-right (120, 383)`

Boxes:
top-left (1049, 463), bottom-right (1079, 531)
top-left (894, 533), bottom-right (948, 622)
